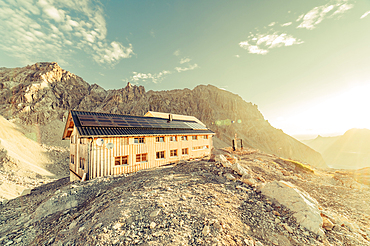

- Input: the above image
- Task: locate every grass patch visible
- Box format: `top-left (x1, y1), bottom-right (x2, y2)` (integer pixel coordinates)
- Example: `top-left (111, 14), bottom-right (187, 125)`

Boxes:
top-left (280, 158), bottom-right (315, 173)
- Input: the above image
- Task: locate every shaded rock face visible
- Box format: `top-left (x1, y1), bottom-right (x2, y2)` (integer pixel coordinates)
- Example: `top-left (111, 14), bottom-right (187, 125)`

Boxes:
top-left (0, 62), bottom-right (325, 168)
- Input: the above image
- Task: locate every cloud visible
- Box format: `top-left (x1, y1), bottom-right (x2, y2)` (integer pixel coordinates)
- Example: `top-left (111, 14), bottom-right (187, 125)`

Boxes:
top-left (124, 53), bottom-right (199, 83)
top-left (174, 63), bottom-right (199, 72)
top-left (239, 32), bottom-right (303, 55)
top-left (239, 0), bottom-right (355, 55)
top-left (129, 70), bottom-right (171, 84)
top-left (0, 0), bottom-right (133, 66)
top-left (297, 0), bottom-right (353, 30)
top-left (360, 10), bottom-right (370, 19)
top-left (93, 42), bottom-right (133, 64)
top-left (281, 22), bottom-right (292, 27)
top-left (180, 57), bottom-right (191, 64)
top-left (173, 50), bottom-right (180, 56)
top-left (239, 41), bottom-right (268, 55)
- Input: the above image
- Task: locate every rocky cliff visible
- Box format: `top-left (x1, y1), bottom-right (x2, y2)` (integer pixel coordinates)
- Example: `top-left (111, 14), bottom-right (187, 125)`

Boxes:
top-left (0, 62), bottom-right (326, 168)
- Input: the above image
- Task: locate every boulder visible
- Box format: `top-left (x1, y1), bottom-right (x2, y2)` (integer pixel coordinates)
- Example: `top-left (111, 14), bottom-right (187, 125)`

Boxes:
top-left (20, 188), bottom-right (31, 196)
top-left (224, 173), bottom-right (236, 181)
top-left (241, 177), bottom-right (257, 187)
top-left (218, 155), bottom-right (232, 167)
top-left (260, 180), bottom-right (324, 236)
top-left (322, 217), bottom-right (334, 231)
top-left (231, 162), bottom-right (250, 178)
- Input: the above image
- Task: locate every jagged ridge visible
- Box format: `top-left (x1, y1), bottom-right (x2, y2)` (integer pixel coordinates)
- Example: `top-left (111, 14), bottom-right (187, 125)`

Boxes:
top-left (0, 62), bottom-right (326, 167)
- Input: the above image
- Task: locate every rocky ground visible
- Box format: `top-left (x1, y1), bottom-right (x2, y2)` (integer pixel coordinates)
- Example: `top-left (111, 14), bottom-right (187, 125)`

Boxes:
top-left (0, 148), bottom-right (369, 246)
top-left (0, 143), bottom-right (69, 200)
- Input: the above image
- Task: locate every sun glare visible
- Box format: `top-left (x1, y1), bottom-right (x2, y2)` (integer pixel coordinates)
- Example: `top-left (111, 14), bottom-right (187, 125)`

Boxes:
top-left (273, 84), bottom-right (370, 136)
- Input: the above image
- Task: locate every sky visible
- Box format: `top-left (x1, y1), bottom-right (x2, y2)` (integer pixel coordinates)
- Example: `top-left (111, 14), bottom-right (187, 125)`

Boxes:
top-left (0, 0), bottom-right (370, 139)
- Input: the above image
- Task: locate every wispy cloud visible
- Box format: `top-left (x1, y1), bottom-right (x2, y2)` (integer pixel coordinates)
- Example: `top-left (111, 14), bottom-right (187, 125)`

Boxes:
top-left (297, 0), bottom-right (354, 30)
top-left (130, 70), bottom-right (171, 84)
top-left (124, 54), bottom-right (199, 83)
top-left (239, 32), bottom-right (303, 55)
top-left (281, 22), bottom-right (292, 27)
top-left (173, 50), bottom-right (180, 56)
top-left (360, 10), bottom-right (370, 19)
top-left (179, 57), bottom-right (191, 64)
top-left (239, 0), bottom-right (354, 55)
top-left (0, 0), bottom-right (133, 66)
top-left (174, 63), bottom-right (199, 73)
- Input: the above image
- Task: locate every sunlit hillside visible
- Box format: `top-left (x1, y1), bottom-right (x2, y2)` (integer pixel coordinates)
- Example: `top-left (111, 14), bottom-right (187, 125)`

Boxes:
top-left (304, 128), bottom-right (370, 169)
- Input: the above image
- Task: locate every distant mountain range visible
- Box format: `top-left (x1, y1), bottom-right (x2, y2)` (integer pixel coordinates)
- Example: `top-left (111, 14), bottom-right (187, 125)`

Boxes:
top-left (0, 62), bottom-right (326, 168)
top-left (303, 128), bottom-right (370, 169)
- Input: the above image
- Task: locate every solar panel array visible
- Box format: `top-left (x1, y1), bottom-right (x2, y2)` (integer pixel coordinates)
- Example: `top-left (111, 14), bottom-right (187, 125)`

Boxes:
top-left (76, 113), bottom-right (206, 130)
top-left (184, 122), bottom-right (207, 130)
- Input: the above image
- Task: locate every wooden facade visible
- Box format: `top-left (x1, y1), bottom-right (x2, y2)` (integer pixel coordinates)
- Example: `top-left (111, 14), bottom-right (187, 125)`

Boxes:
top-left (63, 110), bottom-right (214, 181)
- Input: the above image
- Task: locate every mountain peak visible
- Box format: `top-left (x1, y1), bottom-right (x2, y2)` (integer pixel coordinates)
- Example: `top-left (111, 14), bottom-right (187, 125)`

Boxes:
top-left (28, 62), bottom-right (61, 71)
top-left (126, 82), bottom-right (132, 88)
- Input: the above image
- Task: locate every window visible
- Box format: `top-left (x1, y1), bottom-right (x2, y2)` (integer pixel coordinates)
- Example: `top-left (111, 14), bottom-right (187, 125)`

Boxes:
top-left (156, 136), bottom-right (165, 142)
top-left (170, 149), bottom-right (178, 157)
top-left (192, 135), bottom-right (198, 140)
top-left (203, 135), bottom-right (208, 139)
top-left (192, 146), bottom-right (204, 150)
top-left (134, 137), bottom-right (145, 144)
top-left (204, 145), bottom-right (209, 149)
top-left (120, 138), bottom-right (129, 145)
top-left (80, 138), bottom-right (84, 144)
top-left (115, 156), bottom-right (128, 166)
top-left (79, 158), bottom-right (85, 169)
top-left (181, 136), bottom-right (187, 141)
top-left (70, 154), bottom-right (75, 164)
top-left (182, 148), bottom-right (188, 155)
top-left (156, 151), bottom-right (165, 159)
top-left (71, 135), bottom-right (76, 144)
top-left (169, 136), bottom-right (177, 141)
top-left (136, 153), bottom-right (147, 162)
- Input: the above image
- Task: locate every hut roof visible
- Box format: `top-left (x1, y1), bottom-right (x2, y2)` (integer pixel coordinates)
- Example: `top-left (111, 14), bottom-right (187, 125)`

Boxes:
top-left (62, 110), bottom-right (214, 139)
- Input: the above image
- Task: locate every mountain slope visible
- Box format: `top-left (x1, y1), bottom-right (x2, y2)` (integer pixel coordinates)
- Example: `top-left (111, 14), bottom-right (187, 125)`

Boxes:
top-left (0, 62), bottom-right (326, 168)
top-left (323, 129), bottom-right (370, 169)
top-left (302, 135), bottom-right (340, 153)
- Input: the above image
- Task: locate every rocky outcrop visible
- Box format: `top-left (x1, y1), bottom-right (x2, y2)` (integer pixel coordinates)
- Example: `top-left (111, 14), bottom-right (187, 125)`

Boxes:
top-left (0, 62), bottom-right (326, 168)
top-left (0, 62), bottom-right (89, 124)
top-left (260, 180), bottom-right (324, 236)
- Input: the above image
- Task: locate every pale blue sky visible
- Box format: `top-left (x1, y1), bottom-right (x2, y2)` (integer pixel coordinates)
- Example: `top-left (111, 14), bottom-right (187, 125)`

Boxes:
top-left (1, 0), bottom-right (370, 137)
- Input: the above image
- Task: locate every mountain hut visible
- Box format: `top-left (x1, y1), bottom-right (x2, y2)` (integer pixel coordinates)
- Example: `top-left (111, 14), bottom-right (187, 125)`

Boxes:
top-left (62, 110), bottom-right (215, 181)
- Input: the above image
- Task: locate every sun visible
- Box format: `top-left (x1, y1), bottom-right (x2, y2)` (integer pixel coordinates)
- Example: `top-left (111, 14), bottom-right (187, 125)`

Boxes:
top-left (272, 84), bottom-right (370, 136)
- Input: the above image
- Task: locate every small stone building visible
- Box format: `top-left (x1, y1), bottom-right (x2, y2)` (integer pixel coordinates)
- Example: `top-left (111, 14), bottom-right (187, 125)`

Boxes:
top-left (62, 110), bottom-right (215, 181)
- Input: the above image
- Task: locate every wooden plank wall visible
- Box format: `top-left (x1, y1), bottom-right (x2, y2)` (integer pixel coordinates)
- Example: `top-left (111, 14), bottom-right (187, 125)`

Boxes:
top-left (81, 134), bottom-right (213, 180)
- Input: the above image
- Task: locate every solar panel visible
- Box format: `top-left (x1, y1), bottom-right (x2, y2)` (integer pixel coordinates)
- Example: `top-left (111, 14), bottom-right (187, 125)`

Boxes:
top-left (76, 112), bottom-right (206, 130)
top-left (184, 122), bottom-right (207, 129)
